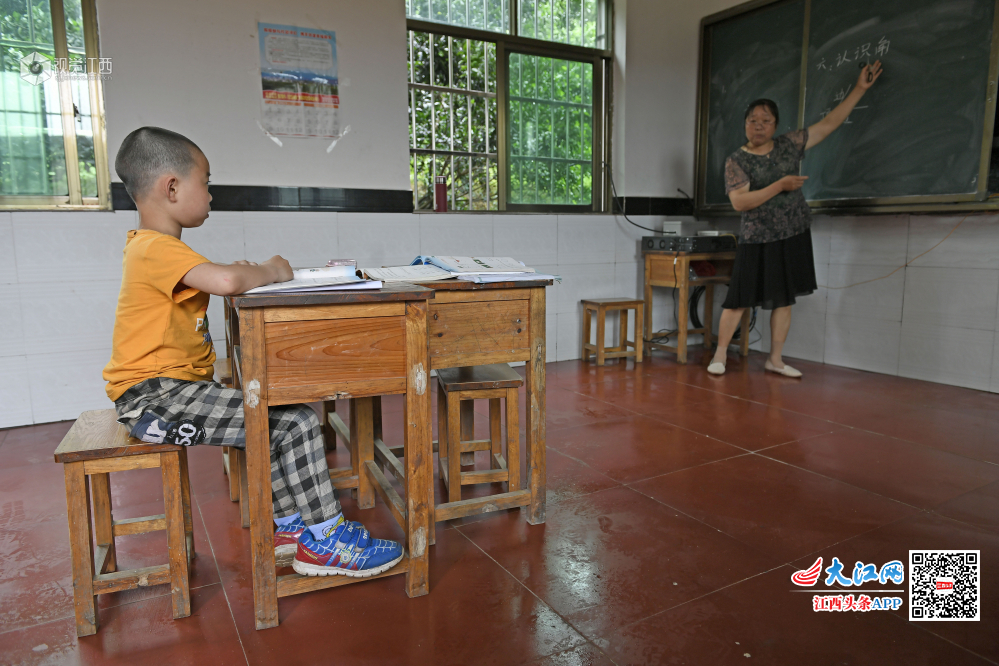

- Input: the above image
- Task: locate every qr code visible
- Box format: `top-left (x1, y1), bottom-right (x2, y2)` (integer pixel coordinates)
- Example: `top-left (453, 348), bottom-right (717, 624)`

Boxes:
top-left (909, 550), bottom-right (980, 621)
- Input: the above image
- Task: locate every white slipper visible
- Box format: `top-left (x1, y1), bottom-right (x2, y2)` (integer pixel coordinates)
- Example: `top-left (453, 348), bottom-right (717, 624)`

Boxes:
top-left (765, 360), bottom-right (802, 378)
top-left (707, 361), bottom-right (726, 376)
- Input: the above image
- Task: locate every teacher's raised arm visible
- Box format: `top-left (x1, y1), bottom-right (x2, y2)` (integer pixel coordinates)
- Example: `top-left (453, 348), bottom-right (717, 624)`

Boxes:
top-left (806, 60), bottom-right (883, 149)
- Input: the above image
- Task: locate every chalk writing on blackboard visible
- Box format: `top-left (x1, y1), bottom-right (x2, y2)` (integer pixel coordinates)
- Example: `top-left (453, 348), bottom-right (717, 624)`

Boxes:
top-left (816, 37), bottom-right (890, 71)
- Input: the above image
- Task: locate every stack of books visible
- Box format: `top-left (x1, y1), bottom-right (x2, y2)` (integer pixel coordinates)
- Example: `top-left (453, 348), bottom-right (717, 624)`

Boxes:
top-left (362, 256), bottom-right (559, 283)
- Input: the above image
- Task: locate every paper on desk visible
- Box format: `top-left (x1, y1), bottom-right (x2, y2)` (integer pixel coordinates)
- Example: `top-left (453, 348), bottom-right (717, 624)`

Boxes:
top-left (410, 256), bottom-right (534, 275)
top-left (362, 265), bottom-right (454, 282)
top-left (242, 275), bottom-right (381, 294)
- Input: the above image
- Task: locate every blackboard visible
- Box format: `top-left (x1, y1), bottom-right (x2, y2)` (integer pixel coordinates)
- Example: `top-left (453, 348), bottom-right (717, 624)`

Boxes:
top-left (701, 0), bottom-right (805, 206)
top-left (696, 0), bottom-right (999, 212)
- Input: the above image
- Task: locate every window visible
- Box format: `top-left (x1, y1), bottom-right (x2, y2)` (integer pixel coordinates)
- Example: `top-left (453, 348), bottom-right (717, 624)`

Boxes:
top-left (0, 0), bottom-right (109, 209)
top-left (407, 1), bottom-right (610, 212)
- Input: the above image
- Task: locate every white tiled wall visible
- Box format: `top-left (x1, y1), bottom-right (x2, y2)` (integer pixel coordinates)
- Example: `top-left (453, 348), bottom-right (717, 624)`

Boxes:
top-left (3, 210), bottom-right (998, 428)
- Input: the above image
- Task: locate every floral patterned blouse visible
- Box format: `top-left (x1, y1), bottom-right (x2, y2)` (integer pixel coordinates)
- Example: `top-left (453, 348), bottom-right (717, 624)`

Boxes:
top-left (724, 129), bottom-right (812, 244)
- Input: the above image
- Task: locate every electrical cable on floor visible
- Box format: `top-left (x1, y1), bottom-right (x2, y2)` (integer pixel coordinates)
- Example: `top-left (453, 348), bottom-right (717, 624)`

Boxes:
top-left (603, 160), bottom-right (661, 233)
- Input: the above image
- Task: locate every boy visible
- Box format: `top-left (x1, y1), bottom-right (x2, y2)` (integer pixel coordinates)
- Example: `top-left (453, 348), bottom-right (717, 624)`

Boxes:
top-left (103, 127), bottom-right (402, 578)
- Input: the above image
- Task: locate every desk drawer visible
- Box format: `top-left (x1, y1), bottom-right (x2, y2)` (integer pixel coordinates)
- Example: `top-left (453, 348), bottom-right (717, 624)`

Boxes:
top-left (264, 316), bottom-right (407, 391)
top-left (429, 299), bottom-right (529, 360)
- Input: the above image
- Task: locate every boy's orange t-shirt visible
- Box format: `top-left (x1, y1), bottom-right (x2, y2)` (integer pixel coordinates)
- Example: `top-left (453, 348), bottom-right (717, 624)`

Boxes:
top-left (104, 229), bottom-right (216, 401)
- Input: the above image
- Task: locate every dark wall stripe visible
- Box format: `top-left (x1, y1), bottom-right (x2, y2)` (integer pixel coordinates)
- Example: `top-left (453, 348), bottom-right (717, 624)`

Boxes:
top-left (618, 196), bottom-right (695, 216)
top-left (112, 183), bottom-right (413, 213)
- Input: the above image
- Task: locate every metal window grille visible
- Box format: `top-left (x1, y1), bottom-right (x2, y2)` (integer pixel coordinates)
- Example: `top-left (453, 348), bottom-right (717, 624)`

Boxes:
top-left (0, 0), bottom-right (110, 209)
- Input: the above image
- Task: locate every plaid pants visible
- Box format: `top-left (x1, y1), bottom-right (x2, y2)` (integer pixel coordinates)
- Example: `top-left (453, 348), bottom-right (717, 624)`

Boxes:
top-left (114, 377), bottom-right (340, 525)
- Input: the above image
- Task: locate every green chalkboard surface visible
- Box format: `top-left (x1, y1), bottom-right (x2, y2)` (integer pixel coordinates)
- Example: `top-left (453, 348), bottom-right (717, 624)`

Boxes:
top-left (803, 0), bottom-right (996, 201)
top-left (702, 0), bottom-right (805, 206)
top-left (697, 0), bottom-right (999, 212)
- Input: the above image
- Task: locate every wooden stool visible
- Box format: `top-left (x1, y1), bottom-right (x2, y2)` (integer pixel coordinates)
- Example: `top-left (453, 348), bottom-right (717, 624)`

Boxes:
top-left (581, 298), bottom-right (645, 365)
top-left (54, 409), bottom-right (194, 637)
top-left (432, 364), bottom-right (531, 523)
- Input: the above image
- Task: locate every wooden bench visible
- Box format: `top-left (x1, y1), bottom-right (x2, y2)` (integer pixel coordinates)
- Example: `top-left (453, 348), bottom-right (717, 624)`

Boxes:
top-left (431, 364), bottom-right (530, 523)
top-left (581, 298), bottom-right (644, 366)
top-left (54, 409), bottom-right (194, 637)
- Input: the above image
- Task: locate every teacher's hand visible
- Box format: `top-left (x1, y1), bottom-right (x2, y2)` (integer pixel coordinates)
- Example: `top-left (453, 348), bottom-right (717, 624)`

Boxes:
top-left (778, 175), bottom-right (808, 192)
top-left (856, 60), bottom-right (883, 91)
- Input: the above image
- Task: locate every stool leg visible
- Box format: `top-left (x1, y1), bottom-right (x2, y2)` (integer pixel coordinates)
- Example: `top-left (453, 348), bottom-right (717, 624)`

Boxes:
top-left (505, 388), bottom-right (520, 492)
top-left (237, 448), bottom-right (250, 528)
top-left (635, 305), bottom-right (644, 362)
top-left (596, 307), bottom-right (607, 366)
top-left (161, 452), bottom-right (191, 619)
top-left (582, 306), bottom-right (592, 360)
top-left (447, 392), bottom-right (462, 504)
top-left (65, 462), bottom-right (98, 637)
top-left (321, 400), bottom-right (337, 451)
top-left (90, 472), bottom-right (116, 574)
top-left (227, 446), bottom-right (240, 502)
top-left (179, 448), bottom-right (195, 562)
top-left (436, 381), bottom-right (447, 484)
top-left (459, 400), bottom-right (475, 466)
top-left (489, 398), bottom-right (502, 469)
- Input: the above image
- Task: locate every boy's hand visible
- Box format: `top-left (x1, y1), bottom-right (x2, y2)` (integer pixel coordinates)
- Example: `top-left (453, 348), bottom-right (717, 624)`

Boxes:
top-left (262, 255), bottom-right (293, 283)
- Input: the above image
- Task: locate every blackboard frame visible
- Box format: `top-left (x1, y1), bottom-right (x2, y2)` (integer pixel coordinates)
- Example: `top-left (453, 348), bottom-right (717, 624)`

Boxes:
top-left (694, 0), bottom-right (999, 215)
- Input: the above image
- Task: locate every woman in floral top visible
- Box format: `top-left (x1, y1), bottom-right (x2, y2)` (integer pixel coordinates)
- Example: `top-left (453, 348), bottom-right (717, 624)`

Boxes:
top-left (707, 60), bottom-right (883, 378)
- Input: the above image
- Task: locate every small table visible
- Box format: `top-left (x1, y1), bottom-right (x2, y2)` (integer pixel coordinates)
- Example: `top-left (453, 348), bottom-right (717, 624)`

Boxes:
top-left (415, 279), bottom-right (552, 526)
top-left (643, 250), bottom-right (750, 364)
top-left (225, 283), bottom-right (434, 630)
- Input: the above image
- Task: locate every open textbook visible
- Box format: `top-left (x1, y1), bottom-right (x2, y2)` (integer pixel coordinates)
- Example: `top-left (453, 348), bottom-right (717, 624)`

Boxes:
top-left (242, 265), bottom-right (381, 294)
top-left (361, 265), bottom-right (454, 282)
top-left (410, 256), bottom-right (535, 275)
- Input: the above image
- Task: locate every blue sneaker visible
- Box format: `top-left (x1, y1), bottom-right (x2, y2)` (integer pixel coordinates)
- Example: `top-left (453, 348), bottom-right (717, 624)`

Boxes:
top-left (274, 515), bottom-right (307, 565)
top-left (292, 519), bottom-right (404, 578)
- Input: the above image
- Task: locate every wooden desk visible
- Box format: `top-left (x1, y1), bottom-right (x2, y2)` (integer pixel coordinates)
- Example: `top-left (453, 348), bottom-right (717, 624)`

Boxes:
top-left (416, 279), bottom-right (551, 526)
top-left (225, 284), bottom-right (433, 630)
top-left (643, 251), bottom-right (750, 364)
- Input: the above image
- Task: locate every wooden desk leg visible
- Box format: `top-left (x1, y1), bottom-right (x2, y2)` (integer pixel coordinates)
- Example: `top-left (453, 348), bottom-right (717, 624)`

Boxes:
top-left (353, 397), bottom-right (375, 509)
top-left (740, 308), bottom-right (751, 357)
top-left (643, 254), bottom-right (653, 344)
top-left (65, 462), bottom-right (97, 637)
top-left (634, 305), bottom-right (644, 362)
top-left (525, 287), bottom-right (547, 525)
top-left (239, 307), bottom-right (278, 630)
top-left (582, 306), bottom-right (592, 361)
top-left (676, 259), bottom-right (690, 364)
top-left (703, 284), bottom-right (715, 350)
top-left (179, 447), bottom-right (195, 560)
top-left (459, 400), bottom-right (475, 466)
top-left (321, 400), bottom-right (337, 451)
top-left (618, 307), bottom-right (628, 354)
top-left (404, 301), bottom-right (430, 597)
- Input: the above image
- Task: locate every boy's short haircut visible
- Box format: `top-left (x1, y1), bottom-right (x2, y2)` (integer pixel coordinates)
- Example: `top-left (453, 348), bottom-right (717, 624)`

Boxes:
top-left (115, 127), bottom-right (202, 203)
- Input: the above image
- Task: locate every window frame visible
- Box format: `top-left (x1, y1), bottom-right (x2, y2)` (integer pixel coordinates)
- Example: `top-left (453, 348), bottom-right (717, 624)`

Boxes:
top-left (407, 4), bottom-right (613, 213)
top-left (1, 0), bottom-right (111, 210)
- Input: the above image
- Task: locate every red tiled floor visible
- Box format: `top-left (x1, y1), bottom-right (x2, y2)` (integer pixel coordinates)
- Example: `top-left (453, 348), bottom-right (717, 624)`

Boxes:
top-left (631, 454), bottom-right (919, 564)
top-left (456, 486), bottom-right (776, 640)
top-left (763, 429), bottom-right (999, 510)
top-left (2, 356), bottom-right (997, 665)
top-left (548, 415), bottom-right (745, 483)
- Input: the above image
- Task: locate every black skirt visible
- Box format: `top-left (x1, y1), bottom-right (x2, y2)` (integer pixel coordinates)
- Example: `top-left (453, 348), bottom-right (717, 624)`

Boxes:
top-left (722, 229), bottom-right (817, 310)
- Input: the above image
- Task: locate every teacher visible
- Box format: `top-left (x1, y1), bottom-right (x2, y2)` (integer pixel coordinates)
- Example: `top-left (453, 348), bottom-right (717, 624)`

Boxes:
top-left (707, 60), bottom-right (883, 378)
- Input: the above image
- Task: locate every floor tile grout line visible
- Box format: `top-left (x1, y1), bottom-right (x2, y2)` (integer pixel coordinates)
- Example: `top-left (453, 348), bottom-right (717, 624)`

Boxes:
top-left (751, 449), bottom-right (997, 515)
top-left (450, 525), bottom-right (622, 666)
top-left (611, 564), bottom-right (792, 635)
top-left (880, 603), bottom-right (999, 666)
top-left (193, 492), bottom-right (250, 666)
